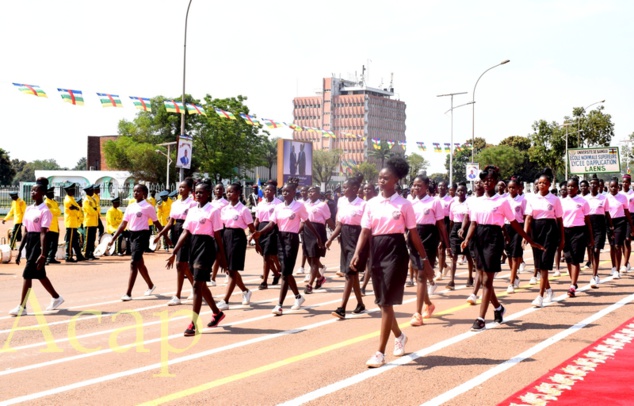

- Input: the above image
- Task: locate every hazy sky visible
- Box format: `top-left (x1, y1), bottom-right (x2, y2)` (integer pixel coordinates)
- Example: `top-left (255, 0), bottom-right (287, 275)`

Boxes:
top-left (2, 0), bottom-right (633, 174)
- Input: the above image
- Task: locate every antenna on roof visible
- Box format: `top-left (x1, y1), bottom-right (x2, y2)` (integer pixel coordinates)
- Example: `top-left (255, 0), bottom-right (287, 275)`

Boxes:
top-left (389, 72), bottom-right (394, 92)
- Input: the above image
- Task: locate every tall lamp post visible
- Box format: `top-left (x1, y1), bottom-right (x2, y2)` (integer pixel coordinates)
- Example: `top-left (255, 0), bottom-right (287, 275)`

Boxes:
top-left (157, 141), bottom-right (176, 190)
top-left (471, 59), bottom-right (510, 162)
top-left (577, 99), bottom-right (605, 147)
top-left (437, 92), bottom-right (467, 185)
top-left (179, 0), bottom-right (194, 183)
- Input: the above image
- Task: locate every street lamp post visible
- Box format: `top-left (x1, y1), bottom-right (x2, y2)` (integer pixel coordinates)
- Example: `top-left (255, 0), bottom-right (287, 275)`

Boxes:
top-left (179, 0), bottom-right (193, 183)
top-left (577, 99), bottom-right (605, 147)
top-left (471, 59), bottom-right (510, 162)
top-left (157, 141), bottom-right (177, 190)
top-left (437, 92), bottom-right (467, 185)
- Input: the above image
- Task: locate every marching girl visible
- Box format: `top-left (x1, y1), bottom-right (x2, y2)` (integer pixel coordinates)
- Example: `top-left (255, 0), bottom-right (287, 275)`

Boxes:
top-left (303, 186), bottom-right (335, 294)
top-left (585, 174), bottom-right (611, 287)
top-left (253, 181), bottom-right (282, 290)
top-left (255, 178), bottom-right (323, 315)
top-left (408, 175), bottom-right (450, 326)
top-left (579, 179), bottom-right (592, 269)
top-left (325, 174), bottom-right (367, 319)
top-left (166, 180), bottom-right (228, 336)
top-left (505, 177), bottom-right (527, 293)
top-left (620, 174), bottom-right (634, 272)
top-left (350, 157), bottom-right (429, 367)
top-left (153, 179), bottom-right (198, 306)
top-left (436, 181), bottom-right (453, 279)
top-left (461, 166), bottom-right (542, 330)
top-left (296, 186), bottom-right (310, 276)
top-left (462, 178), bottom-right (485, 305)
top-left (447, 183), bottom-right (474, 290)
top-left (561, 177), bottom-right (594, 297)
top-left (210, 184), bottom-right (229, 286)
top-left (108, 184), bottom-right (163, 301)
top-left (216, 183), bottom-right (259, 310)
top-left (553, 182), bottom-right (569, 276)
top-left (606, 177), bottom-right (634, 279)
top-left (360, 182), bottom-right (377, 296)
top-left (9, 178), bottom-right (64, 316)
top-left (524, 169), bottom-right (564, 308)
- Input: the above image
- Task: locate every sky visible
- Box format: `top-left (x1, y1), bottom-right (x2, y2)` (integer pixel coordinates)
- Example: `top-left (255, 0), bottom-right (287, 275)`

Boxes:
top-left (2, 0), bottom-right (633, 175)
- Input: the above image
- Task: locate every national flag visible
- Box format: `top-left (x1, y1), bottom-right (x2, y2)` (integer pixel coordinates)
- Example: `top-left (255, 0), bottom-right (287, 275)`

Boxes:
top-left (129, 96), bottom-right (152, 112)
top-left (386, 140), bottom-right (395, 148)
top-left (97, 93), bottom-right (123, 107)
top-left (416, 142), bottom-right (427, 152)
top-left (214, 108), bottom-right (237, 120)
top-left (306, 127), bottom-right (317, 133)
top-left (164, 100), bottom-right (184, 114)
top-left (397, 140), bottom-right (406, 149)
top-left (433, 143), bottom-right (442, 153)
top-left (322, 130), bottom-right (335, 138)
top-left (256, 178), bottom-right (263, 199)
top-left (444, 143), bottom-right (451, 153)
top-left (609, 148), bottom-right (618, 155)
top-left (240, 114), bottom-right (260, 125)
top-left (628, 167), bottom-right (632, 175)
top-left (13, 83), bottom-right (47, 98)
top-left (287, 123), bottom-right (302, 131)
top-left (57, 88), bottom-right (84, 106)
top-left (454, 143), bottom-right (462, 152)
top-left (186, 104), bottom-right (206, 115)
top-left (262, 118), bottom-right (282, 128)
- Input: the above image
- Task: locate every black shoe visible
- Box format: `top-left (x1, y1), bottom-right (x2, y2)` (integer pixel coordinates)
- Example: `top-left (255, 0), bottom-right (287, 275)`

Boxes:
top-left (48, 259), bottom-right (61, 264)
top-left (352, 303), bottom-right (366, 314)
top-left (184, 322), bottom-right (196, 337)
top-left (89, 256), bottom-right (99, 260)
top-left (331, 307), bottom-right (346, 319)
top-left (471, 318), bottom-right (486, 331)
top-left (65, 258), bottom-right (77, 263)
top-left (304, 285), bottom-right (313, 294)
top-left (493, 305), bottom-right (505, 323)
top-left (258, 282), bottom-right (268, 290)
top-left (76, 256), bottom-right (87, 262)
top-left (207, 311), bottom-right (225, 328)
top-left (272, 275), bottom-right (280, 285)
top-left (446, 281), bottom-right (455, 290)
top-left (466, 278), bottom-right (474, 287)
top-left (117, 253), bottom-right (123, 256)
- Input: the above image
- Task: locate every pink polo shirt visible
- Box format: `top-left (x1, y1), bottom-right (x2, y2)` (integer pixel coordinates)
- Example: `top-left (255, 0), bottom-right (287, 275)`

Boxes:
top-left (607, 193), bottom-right (628, 218)
top-left (584, 193), bottom-right (610, 215)
top-left (449, 199), bottom-right (469, 223)
top-left (256, 197), bottom-right (282, 222)
top-left (124, 200), bottom-right (158, 231)
top-left (361, 193), bottom-right (416, 235)
top-left (23, 203), bottom-right (52, 233)
top-left (469, 193), bottom-right (515, 227)
top-left (561, 195), bottom-right (590, 228)
top-left (439, 194), bottom-right (453, 217)
top-left (304, 199), bottom-right (331, 224)
top-left (221, 202), bottom-right (253, 229)
top-left (211, 197), bottom-right (229, 210)
top-left (505, 194), bottom-right (527, 224)
top-left (525, 193), bottom-right (563, 220)
top-left (336, 196), bottom-right (366, 226)
top-left (183, 202), bottom-right (223, 236)
top-left (270, 200), bottom-right (309, 233)
top-left (169, 195), bottom-right (197, 220)
top-left (411, 195), bottom-right (444, 225)
top-left (622, 190), bottom-right (634, 212)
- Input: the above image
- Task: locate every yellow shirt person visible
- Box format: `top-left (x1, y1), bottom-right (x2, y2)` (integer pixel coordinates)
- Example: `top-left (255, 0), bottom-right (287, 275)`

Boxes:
top-left (3, 194), bottom-right (26, 225)
top-left (106, 203), bottom-right (123, 234)
top-left (64, 194), bottom-right (82, 229)
top-left (156, 194), bottom-right (172, 226)
top-left (45, 195), bottom-right (61, 234)
top-left (83, 194), bottom-right (99, 228)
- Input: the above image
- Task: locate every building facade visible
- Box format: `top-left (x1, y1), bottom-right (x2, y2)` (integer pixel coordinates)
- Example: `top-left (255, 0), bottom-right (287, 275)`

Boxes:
top-left (87, 135), bottom-right (119, 171)
top-left (292, 76), bottom-right (406, 166)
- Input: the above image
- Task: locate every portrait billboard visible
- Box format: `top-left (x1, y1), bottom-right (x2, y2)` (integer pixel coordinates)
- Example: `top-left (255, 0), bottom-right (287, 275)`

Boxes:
top-left (277, 139), bottom-right (313, 187)
top-left (175, 134), bottom-right (192, 169)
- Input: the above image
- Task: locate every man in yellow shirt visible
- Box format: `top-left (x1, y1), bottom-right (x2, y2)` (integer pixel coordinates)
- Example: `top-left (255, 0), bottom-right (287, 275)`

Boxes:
top-left (63, 184), bottom-right (85, 262)
top-left (156, 191), bottom-right (172, 252)
top-left (45, 187), bottom-right (62, 265)
top-left (94, 183), bottom-right (105, 239)
top-left (3, 191), bottom-right (26, 250)
top-left (106, 197), bottom-right (128, 256)
top-left (82, 185), bottom-right (100, 260)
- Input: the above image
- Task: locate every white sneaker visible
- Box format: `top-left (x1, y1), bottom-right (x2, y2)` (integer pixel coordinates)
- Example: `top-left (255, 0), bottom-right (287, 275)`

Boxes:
top-left (620, 265), bottom-right (627, 273)
top-left (514, 277), bottom-right (520, 289)
top-left (519, 262), bottom-right (526, 273)
top-left (296, 267), bottom-right (305, 275)
top-left (121, 294), bottom-right (132, 301)
top-left (466, 294), bottom-right (477, 305)
top-left (434, 271), bottom-right (443, 281)
top-left (443, 266), bottom-right (450, 277)
top-left (612, 269), bottom-right (621, 279)
top-left (291, 295), bottom-right (305, 310)
top-left (242, 290), bottom-right (252, 305)
top-left (529, 276), bottom-right (537, 285)
top-left (366, 351), bottom-right (385, 368)
top-left (186, 293), bottom-right (194, 300)
top-left (627, 264), bottom-right (632, 273)
top-left (544, 288), bottom-right (554, 303)
top-left (319, 265), bottom-right (327, 277)
top-left (553, 270), bottom-right (561, 277)
top-left (46, 296), bottom-right (64, 311)
top-left (8, 305), bottom-right (26, 316)
top-left (272, 305), bottom-right (283, 315)
top-left (207, 280), bottom-right (216, 287)
top-left (427, 283), bottom-right (437, 296)
top-left (167, 296), bottom-right (181, 306)
top-left (532, 295), bottom-right (543, 308)
top-left (144, 285), bottom-right (157, 296)
top-left (591, 275), bottom-right (600, 287)
top-left (224, 274), bottom-right (229, 283)
top-left (536, 273), bottom-right (542, 281)
top-left (303, 274), bottom-right (311, 283)
top-left (216, 300), bottom-right (229, 311)
top-left (393, 333), bottom-right (407, 356)
top-left (405, 279), bottom-right (414, 287)
top-left (507, 285), bottom-right (515, 294)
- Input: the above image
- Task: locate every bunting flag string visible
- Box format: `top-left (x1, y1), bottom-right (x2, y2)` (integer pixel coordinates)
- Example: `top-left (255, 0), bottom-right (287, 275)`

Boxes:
top-left (186, 104), bottom-right (206, 115)
top-left (129, 96), bottom-right (152, 112)
top-left (58, 89), bottom-right (84, 106)
top-left (13, 83), bottom-right (47, 98)
top-left (240, 113), bottom-right (260, 125)
top-left (416, 141), bottom-right (426, 152)
top-left (433, 142), bottom-right (442, 153)
top-left (443, 143), bottom-right (451, 153)
top-left (397, 140), bottom-right (407, 149)
top-left (164, 100), bottom-right (184, 114)
top-left (215, 108), bottom-right (236, 120)
top-left (97, 93), bottom-right (123, 108)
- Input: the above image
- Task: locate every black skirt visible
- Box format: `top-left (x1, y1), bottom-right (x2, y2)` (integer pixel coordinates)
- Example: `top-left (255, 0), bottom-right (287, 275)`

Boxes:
top-left (340, 224), bottom-right (367, 274)
top-left (189, 235), bottom-right (215, 281)
top-left (611, 216), bottom-right (627, 246)
top-left (589, 214), bottom-right (607, 250)
top-left (408, 224), bottom-right (438, 270)
top-left (449, 223), bottom-right (466, 256)
top-left (531, 219), bottom-right (559, 271)
top-left (257, 221), bottom-right (279, 256)
top-left (564, 226), bottom-right (588, 265)
top-left (504, 223), bottom-right (524, 258)
top-left (171, 220), bottom-right (190, 262)
top-left (371, 234), bottom-right (409, 306)
top-left (129, 230), bottom-right (150, 262)
top-left (23, 232), bottom-right (46, 279)
top-left (302, 221), bottom-right (327, 258)
top-left (278, 232), bottom-right (300, 276)
top-left (474, 225), bottom-right (505, 273)
top-left (223, 228), bottom-right (247, 271)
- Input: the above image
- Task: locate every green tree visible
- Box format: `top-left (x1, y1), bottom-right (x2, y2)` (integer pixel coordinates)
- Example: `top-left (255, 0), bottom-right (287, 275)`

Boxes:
top-left (368, 140), bottom-right (395, 168)
top-left (14, 159), bottom-right (63, 183)
top-left (104, 137), bottom-right (167, 183)
top-left (10, 159), bottom-right (26, 185)
top-left (261, 135), bottom-right (278, 181)
top-left (429, 173), bottom-right (448, 184)
top-left (528, 120), bottom-right (567, 182)
top-left (0, 149), bottom-right (16, 185)
top-left (572, 105), bottom-right (615, 148)
top-left (406, 153), bottom-right (429, 182)
top-left (72, 157), bottom-right (87, 171)
top-left (353, 161), bottom-right (379, 185)
top-left (498, 135), bottom-right (540, 181)
top-left (445, 137), bottom-right (487, 182)
top-left (499, 135), bottom-right (531, 151)
top-left (620, 132), bottom-right (634, 175)
top-left (475, 145), bottom-right (526, 181)
top-left (313, 149), bottom-right (342, 187)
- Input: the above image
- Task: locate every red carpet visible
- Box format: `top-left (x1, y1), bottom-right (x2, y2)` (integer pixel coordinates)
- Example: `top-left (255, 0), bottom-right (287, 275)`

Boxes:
top-left (500, 317), bottom-right (634, 405)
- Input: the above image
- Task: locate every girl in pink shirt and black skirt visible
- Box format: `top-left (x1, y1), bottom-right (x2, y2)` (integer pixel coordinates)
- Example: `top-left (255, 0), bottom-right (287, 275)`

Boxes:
top-left (254, 181), bottom-right (282, 289)
top-left (606, 177), bottom-right (634, 279)
top-left (585, 174), bottom-right (612, 287)
top-left (303, 186), bottom-right (335, 294)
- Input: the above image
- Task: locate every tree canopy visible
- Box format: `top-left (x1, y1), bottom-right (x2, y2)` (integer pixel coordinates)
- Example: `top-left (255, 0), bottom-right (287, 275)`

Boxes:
top-left (13, 159), bottom-right (65, 184)
top-left (312, 149), bottom-right (342, 187)
top-left (406, 153), bottom-right (429, 183)
top-left (0, 149), bottom-right (15, 185)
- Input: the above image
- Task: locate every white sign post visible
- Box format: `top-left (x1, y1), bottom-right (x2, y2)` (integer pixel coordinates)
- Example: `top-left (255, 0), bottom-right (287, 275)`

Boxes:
top-left (466, 162), bottom-right (480, 182)
top-left (568, 147), bottom-right (621, 175)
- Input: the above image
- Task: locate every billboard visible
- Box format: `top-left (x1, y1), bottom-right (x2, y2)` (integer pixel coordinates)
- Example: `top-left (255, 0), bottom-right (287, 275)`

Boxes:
top-left (568, 147), bottom-right (620, 175)
top-left (175, 134), bottom-right (192, 169)
top-left (465, 162), bottom-right (480, 182)
top-left (277, 139), bottom-right (313, 187)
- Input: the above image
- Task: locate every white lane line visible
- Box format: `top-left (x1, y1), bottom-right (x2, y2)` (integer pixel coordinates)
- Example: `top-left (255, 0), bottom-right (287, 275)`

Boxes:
top-left (277, 278), bottom-right (618, 406)
top-left (422, 292), bottom-right (634, 405)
